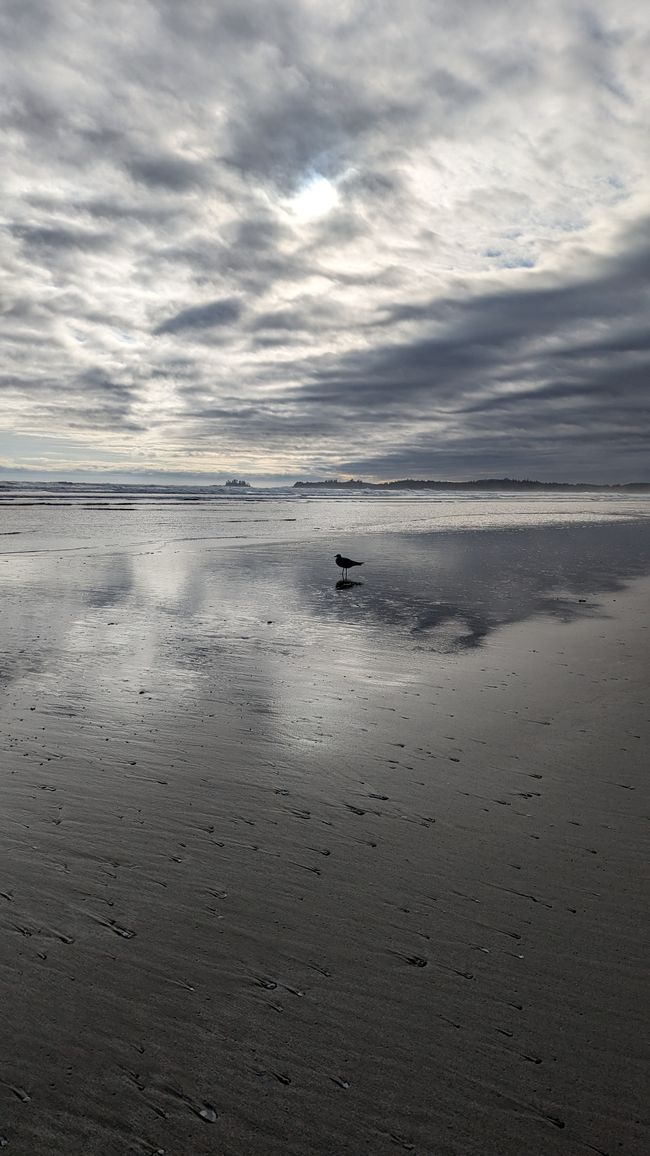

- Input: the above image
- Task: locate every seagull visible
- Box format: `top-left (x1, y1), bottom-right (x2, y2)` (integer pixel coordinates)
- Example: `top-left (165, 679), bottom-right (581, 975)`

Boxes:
top-left (335, 553), bottom-right (363, 581)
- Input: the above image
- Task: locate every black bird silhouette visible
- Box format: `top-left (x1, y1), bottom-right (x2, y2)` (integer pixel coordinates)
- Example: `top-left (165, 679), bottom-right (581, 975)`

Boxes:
top-left (335, 553), bottom-right (363, 581)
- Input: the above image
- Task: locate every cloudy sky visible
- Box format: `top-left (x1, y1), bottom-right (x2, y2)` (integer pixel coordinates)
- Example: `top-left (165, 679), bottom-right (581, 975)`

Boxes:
top-left (1, 0), bottom-right (649, 483)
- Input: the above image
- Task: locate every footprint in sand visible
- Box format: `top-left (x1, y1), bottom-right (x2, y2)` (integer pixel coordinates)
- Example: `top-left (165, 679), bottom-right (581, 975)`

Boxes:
top-left (395, 952), bottom-right (428, 967)
top-left (91, 915), bottom-right (136, 939)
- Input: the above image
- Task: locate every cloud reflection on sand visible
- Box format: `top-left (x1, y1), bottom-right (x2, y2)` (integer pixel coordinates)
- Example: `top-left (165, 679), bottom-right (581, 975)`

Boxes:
top-left (2, 511), bottom-right (650, 733)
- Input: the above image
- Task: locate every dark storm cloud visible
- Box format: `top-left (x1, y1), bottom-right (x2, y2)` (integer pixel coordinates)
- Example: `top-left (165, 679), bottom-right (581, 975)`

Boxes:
top-left (168, 215), bottom-right (650, 478)
top-left (291, 223), bottom-right (650, 416)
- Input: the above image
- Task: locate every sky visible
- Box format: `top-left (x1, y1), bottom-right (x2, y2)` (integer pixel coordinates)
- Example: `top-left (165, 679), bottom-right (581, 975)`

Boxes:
top-left (1, 0), bottom-right (649, 485)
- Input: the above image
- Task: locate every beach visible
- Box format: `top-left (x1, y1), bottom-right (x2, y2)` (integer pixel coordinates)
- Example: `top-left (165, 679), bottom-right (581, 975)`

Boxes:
top-left (1, 491), bottom-right (648, 1155)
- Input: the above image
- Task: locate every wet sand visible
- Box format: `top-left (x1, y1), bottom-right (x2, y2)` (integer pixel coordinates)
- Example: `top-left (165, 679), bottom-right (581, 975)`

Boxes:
top-left (1, 512), bottom-right (649, 1155)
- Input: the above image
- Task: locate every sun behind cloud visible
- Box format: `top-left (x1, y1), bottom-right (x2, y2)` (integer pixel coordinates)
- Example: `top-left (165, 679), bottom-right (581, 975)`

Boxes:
top-left (289, 176), bottom-right (340, 221)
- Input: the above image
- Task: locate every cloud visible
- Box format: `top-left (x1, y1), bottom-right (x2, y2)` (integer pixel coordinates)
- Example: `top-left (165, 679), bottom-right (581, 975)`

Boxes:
top-left (9, 223), bottom-right (112, 252)
top-left (1, 0), bottom-right (649, 480)
top-left (126, 152), bottom-right (208, 191)
top-left (154, 297), bottom-right (242, 336)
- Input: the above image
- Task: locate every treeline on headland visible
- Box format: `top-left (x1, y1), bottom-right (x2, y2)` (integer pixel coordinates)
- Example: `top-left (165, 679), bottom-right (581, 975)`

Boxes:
top-left (293, 477), bottom-right (650, 491)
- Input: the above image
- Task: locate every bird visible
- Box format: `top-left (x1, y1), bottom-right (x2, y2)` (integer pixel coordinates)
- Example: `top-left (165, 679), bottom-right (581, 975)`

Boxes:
top-left (335, 553), bottom-right (363, 581)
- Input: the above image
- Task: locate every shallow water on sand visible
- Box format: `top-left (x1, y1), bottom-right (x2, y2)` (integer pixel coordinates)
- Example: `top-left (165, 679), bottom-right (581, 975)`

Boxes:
top-left (2, 492), bottom-right (650, 728)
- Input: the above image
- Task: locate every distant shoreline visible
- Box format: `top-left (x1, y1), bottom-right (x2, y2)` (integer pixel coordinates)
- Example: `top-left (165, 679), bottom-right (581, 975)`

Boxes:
top-left (293, 477), bottom-right (650, 492)
top-left (1, 476), bottom-right (649, 493)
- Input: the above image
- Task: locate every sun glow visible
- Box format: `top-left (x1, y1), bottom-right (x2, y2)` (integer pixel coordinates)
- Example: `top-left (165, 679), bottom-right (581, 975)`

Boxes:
top-left (289, 176), bottom-right (339, 221)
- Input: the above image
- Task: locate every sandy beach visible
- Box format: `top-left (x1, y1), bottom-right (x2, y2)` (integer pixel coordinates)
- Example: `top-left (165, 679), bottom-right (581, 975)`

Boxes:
top-left (1, 494), bottom-right (648, 1155)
